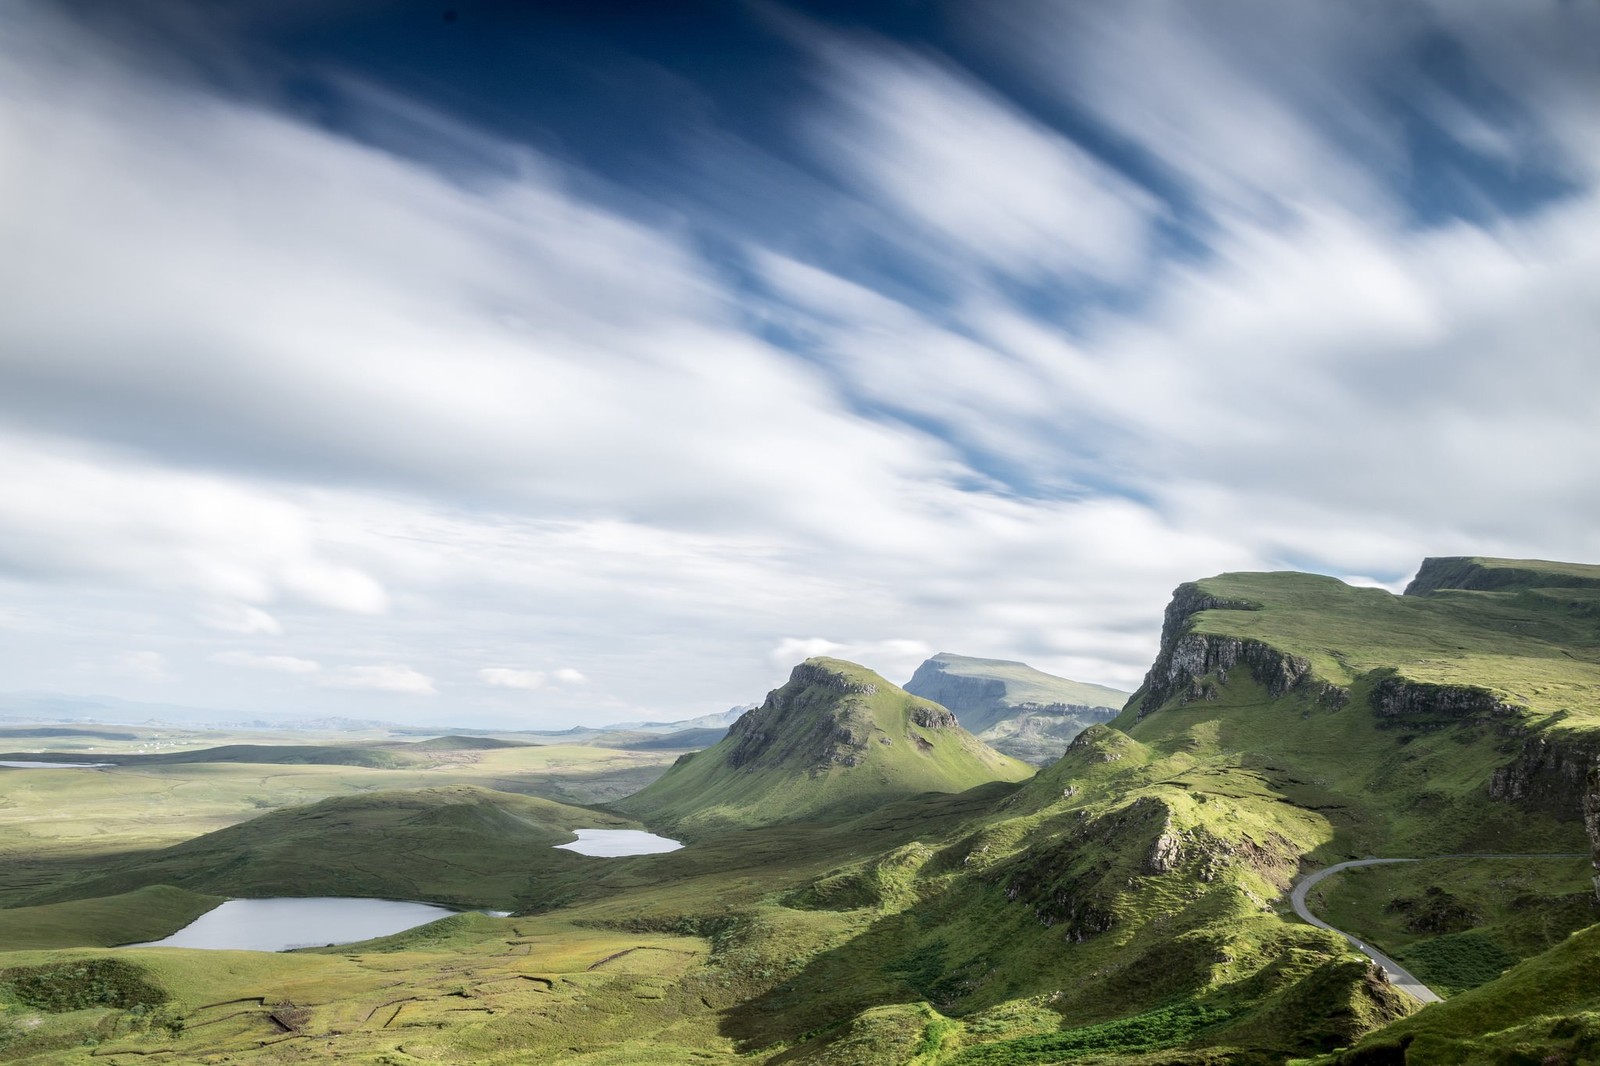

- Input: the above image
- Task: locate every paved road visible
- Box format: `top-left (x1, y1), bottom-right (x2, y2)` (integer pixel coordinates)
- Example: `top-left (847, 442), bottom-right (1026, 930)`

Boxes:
top-left (1289, 852), bottom-right (1590, 1006)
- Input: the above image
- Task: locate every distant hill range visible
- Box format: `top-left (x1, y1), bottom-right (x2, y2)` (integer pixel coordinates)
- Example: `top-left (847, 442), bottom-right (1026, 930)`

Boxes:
top-left (902, 652), bottom-right (1130, 764)
top-left (617, 657), bottom-right (1031, 834)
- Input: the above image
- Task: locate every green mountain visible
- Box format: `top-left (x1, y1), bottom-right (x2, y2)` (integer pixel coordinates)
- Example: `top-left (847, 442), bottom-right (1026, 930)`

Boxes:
top-left (615, 657), bottom-right (1033, 834)
top-left (903, 652), bottom-right (1131, 764)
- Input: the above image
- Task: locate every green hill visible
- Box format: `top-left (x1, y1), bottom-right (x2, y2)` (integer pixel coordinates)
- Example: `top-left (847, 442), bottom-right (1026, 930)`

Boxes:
top-left (24, 785), bottom-right (636, 910)
top-left (616, 658), bottom-right (1033, 834)
top-left (903, 653), bottom-right (1131, 763)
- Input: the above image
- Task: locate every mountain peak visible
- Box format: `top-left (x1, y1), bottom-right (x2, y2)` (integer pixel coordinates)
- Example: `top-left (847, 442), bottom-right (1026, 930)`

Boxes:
top-left (617, 658), bottom-right (1028, 833)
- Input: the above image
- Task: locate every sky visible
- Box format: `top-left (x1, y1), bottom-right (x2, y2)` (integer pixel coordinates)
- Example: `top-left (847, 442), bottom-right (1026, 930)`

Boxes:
top-left (1, 0), bottom-right (1597, 729)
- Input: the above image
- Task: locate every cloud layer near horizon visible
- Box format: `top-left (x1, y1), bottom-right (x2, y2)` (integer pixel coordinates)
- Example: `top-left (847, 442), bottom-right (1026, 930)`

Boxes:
top-left (1, 1), bottom-right (1596, 726)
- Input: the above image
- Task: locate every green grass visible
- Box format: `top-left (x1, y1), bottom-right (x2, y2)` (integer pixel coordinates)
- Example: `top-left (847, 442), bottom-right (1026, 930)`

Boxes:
top-left (953, 1001), bottom-right (1232, 1064)
top-left (0, 740), bottom-right (679, 906)
top-left (1311, 856), bottom-right (1597, 994)
top-left (0, 957), bottom-right (166, 1012)
top-left (0, 886), bottom-right (223, 950)
top-left (1173, 563), bottom-right (1600, 726)
top-left (22, 785), bottom-right (639, 910)
top-left (618, 658), bottom-right (1032, 834)
top-left (1318, 923), bottom-right (1600, 1065)
top-left (1397, 932), bottom-right (1516, 996)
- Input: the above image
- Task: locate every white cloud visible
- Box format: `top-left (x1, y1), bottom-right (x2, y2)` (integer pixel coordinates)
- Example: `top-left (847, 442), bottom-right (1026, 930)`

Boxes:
top-left (323, 664), bottom-right (437, 695)
top-left (115, 651), bottom-right (174, 683)
top-left (199, 605), bottom-right (283, 636)
top-left (771, 638), bottom-right (934, 686)
top-left (978, 2), bottom-right (1407, 220)
top-left (0, 431), bottom-right (390, 614)
top-left (479, 668), bottom-right (546, 691)
top-left (806, 40), bottom-right (1155, 283)
top-left (0, 3), bottom-right (1594, 728)
top-left (210, 651), bottom-right (321, 674)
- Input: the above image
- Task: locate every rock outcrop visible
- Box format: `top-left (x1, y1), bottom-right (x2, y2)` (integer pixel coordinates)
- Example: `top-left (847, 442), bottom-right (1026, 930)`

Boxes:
top-left (1586, 758), bottom-right (1600, 901)
top-left (1404, 556), bottom-right (1600, 597)
top-left (724, 661), bottom-right (880, 774)
top-left (1136, 585), bottom-right (1344, 718)
top-left (1371, 676), bottom-right (1523, 727)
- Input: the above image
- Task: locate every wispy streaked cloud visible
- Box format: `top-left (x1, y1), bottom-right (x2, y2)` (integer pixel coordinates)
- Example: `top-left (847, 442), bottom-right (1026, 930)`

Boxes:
top-left (322, 664), bottom-right (437, 696)
top-left (210, 651), bottom-right (321, 675)
top-left (0, 0), bottom-right (1594, 726)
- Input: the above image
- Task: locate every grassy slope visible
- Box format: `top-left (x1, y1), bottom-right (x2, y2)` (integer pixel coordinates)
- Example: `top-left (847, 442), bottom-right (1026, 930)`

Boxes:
top-left (0, 886), bottom-right (224, 951)
top-left (1311, 857), bottom-right (1598, 995)
top-left (1318, 924), bottom-right (1600, 1065)
top-left (1183, 567), bottom-right (1600, 727)
top-left (0, 742), bottom-right (678, 907)
top-left (618, 658), bottom-right (1032, 835)
top-left (21, 785), bottom-right (636, 911)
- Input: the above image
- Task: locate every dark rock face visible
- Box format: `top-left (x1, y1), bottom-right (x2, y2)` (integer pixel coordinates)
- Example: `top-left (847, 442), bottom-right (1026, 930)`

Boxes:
top-left (1485, 732), bottom-right (1600, 901)
top-left (1156, 583), bottom-right (1260, 648)
top-left (1404, 556), bottom-right (1600, 597)
top-left (1371, 677), bottom-right (1523, 727)
top-left (1586, 759), bottom-right (1600, 901)
top-left (1138, 631), bottom-right (1343, 719)
top-left (911, 705), bottom-right (958, 730)
top-left (903, 664), bottom-right (1005, 717)
top-left (1136, 582), bottom-right (1350, 718)
top-left (723, 663), bottom-right (876, 774)
top-left (1487, 732), bottom-right (1600, 816)
top-left (787, 661), bottom-right (878, 696)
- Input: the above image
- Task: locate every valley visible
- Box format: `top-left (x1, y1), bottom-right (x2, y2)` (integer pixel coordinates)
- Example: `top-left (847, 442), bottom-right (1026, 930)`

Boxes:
top-left (2, 557), bottom-right (1599, 1064)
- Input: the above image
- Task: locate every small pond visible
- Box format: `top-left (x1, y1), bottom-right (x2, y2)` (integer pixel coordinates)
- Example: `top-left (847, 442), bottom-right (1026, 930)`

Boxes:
top-left (554, 829), bottom-right (684, 856)
top-left (128, 897), bottom-right (500, 952)
top-left (0, 760), bottom-right (115, 768)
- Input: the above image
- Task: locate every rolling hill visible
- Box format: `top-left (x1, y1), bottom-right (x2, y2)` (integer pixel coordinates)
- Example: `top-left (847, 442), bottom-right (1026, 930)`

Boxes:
top-left (23, 785), bottom-right (637, 911)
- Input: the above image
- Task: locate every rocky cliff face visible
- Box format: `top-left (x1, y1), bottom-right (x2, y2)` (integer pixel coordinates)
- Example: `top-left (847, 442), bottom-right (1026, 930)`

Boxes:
top-left (1586, 759), bottom-right (1600, 900)
top-left (787, 660), bottom-right (879, 696)
top-left (1489, 730), bottom-right (1600, 899)
top-left (1404, 556), bottom-right (1600, 597)
top-left (722, 660), bottom-right (962, 775)
top-left (1371, 676), bottom-right (1524, 727)
top-left (724, 662), bottom-right (877, 774)
top-left (1136, 585), bottom-right (1343, 718)
top-left (903, 663), bottom-right (1006, 717)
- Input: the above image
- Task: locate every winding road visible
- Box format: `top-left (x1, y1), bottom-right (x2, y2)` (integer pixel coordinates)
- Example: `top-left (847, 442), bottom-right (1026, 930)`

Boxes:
top-left (1289, 853), bottom-right (1590, 1005)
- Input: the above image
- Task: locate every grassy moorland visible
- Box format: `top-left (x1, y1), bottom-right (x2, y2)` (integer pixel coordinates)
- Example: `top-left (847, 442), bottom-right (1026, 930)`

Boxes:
top-left (3, 558), bottom-right (1600, 1063)
top-left (0, 738), bottom-right (682, 908)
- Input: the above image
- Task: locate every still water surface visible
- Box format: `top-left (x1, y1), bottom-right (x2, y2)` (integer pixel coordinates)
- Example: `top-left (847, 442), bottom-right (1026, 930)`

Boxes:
top-left (554, 829), bottom-right (684, 856)
top-left (130, 897), bottom-right (473, 952)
